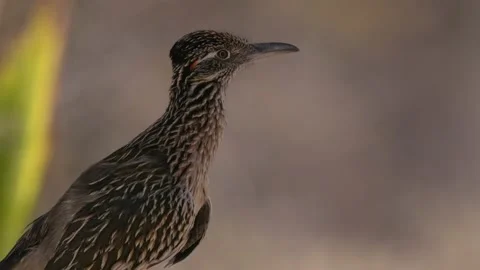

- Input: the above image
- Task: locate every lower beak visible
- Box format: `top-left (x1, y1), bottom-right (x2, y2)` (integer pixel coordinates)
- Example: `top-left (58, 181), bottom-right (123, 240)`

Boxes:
top-left (248, 42), bottom-right (299, 60)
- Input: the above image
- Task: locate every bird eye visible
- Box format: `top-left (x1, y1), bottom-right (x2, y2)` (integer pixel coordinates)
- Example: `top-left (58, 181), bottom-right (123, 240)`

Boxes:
top-left (216, 50), bottom-right (230, 60)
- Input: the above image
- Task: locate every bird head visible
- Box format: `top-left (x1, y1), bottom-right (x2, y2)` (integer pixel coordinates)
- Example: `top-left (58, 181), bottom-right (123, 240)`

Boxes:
top-left (169, 30), bottom-right (299, 88)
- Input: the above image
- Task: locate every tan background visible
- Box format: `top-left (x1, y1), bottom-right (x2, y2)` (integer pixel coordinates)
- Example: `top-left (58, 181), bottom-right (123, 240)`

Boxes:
top-left (3, 0), bottom-right (480, 269)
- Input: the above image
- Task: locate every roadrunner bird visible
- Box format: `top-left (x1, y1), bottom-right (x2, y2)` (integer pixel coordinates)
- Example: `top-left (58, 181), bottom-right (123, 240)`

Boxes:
top-left (0, 30), bottom-right (299, 270)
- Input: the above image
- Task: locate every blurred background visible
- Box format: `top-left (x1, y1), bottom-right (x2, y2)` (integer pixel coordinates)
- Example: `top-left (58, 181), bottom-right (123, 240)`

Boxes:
top-left (1, 0), bottom-right (479, 269)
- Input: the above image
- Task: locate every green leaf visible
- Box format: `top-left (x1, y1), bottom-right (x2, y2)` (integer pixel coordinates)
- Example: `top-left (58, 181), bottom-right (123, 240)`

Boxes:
top-left (0, 5), bottom-right (65, 257)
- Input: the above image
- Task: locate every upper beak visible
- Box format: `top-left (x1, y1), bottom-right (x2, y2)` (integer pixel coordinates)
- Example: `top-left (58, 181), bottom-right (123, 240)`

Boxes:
top-left (248, 42), bottom-right (299, 61)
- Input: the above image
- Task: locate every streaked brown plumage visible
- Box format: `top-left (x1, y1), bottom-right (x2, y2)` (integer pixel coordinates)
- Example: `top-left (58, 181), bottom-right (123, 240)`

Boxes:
top-left (0, 30), bottom-right (299, 270)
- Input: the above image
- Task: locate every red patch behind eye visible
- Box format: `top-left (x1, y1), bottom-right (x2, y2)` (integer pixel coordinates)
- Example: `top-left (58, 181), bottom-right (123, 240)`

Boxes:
top-left (190, 60), bottom-right (199, 70)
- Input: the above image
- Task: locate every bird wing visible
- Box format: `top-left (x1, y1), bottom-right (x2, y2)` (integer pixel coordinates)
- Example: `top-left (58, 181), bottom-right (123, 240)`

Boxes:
top-left (0, 162), bottom-right (120, 269)
top-left (0, 214), bottom-right (49, 269)
top-left (43, 155), bottom-right (195, 270)
top-left (167, 198), bottom-right (211, 267)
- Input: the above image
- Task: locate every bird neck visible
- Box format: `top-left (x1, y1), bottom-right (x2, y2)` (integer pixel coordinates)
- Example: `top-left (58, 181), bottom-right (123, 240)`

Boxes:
top-left (132, 81), bottom-right (226, 187)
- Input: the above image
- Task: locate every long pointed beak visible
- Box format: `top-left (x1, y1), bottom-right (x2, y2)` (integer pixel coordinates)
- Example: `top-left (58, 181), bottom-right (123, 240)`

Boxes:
top-left (248, 42), bottom-right (299, 61)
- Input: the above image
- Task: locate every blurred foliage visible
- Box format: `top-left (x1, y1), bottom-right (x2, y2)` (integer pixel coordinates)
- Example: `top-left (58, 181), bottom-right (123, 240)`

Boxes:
top-left (0, 4), bottom-right (65, 257)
